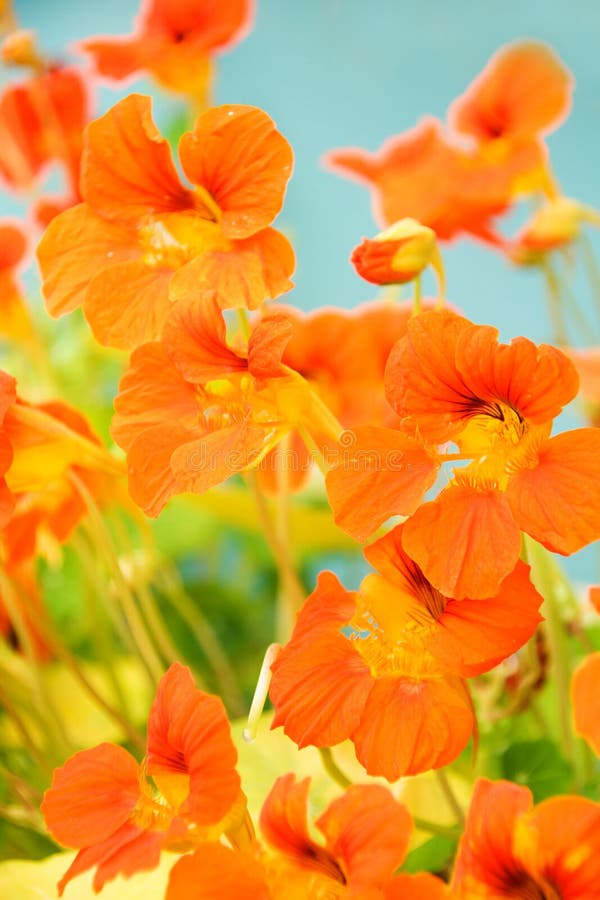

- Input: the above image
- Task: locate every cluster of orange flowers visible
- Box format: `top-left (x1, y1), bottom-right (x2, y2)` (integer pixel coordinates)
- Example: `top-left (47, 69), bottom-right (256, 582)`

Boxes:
top-left (1, 0), bottom-right (600, 897)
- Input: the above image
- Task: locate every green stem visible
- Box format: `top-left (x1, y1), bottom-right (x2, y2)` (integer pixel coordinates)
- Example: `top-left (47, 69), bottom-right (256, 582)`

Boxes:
top-left (318, 747), bottom-right (352, 789)
top-left (435, 768), bottom-right (465, 827)
top-left (412, 816), bottom-right (461, 839)
top-left (524, 537), bottom-right (577, 775)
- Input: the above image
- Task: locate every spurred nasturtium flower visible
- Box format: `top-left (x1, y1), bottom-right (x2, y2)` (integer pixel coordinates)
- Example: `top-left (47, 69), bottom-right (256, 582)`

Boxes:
top-left (451, 779), bottom-right (600, 898)
top-left (42, 663), bottom-right (247, 895)
top-left (269, 524), bottom-right (542, 781)
top-left (324, 116), bottom-right (542, 245)
top-left (327, 309), bottom-right (600, 599)
top-left (80, 0), bottom-right (254, 103)
top-left (508, 196), bottom-right (600, 265)
top-left (165, 775), bottom-right (448, 899)
top-left (350, 218), bottom-right (444, 290)
top-left (37, 95), bottom-right (295, 350)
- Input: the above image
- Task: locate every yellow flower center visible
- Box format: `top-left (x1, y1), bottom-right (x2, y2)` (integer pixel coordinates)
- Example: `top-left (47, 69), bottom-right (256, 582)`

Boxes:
top-left (138, 211), bottom-right (231, 270)
top-left (342, 572), bottom-right (447, 679)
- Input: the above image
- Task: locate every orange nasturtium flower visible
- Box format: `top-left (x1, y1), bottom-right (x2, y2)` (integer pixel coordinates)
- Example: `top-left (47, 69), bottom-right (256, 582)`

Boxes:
top-left (269, 524), bottom-right (542, 781)
top-left (0, 65), bottom-right (89, 223)
top-left (111, 293), bottom-right (338, 515)
top-left (166, 775), bottom-right (448, 899)
top-left (324, 116), bottom-right (541, 245)
top-left (37, 95), bottom-right (294, 350)
top-left (42, 662), bottom-right (247, 895)
top-left (564, 346), bottom-right (600, 427)
top-left (451, 778), bottom-right (600, 898)
top-left (80, 0), bottom-right (254, 103)
top-left (327, 309), bottom-right (600, 599)
top-left (0, 370), bottom-right (121, 571)
top-left (448, 41), bottom-right (573, 147)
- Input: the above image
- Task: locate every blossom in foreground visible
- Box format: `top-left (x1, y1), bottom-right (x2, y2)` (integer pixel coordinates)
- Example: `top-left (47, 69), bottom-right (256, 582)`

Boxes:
top-left (451, 778), bottom-right (600, 897)
top-left (80, 0), bottom-right (254, 103)
top-left (327, 308), bottom-right (600, 599)
top-left (42, 662), bottom-right (247, 895)
top-left (166, 775), bottom-right (448, 899)
top-left (270, 524), bottom-right (542, 780)
top-left (37, 95), bottom-right (294, 349)
top-left (111, 293), bottom-right (339, 515)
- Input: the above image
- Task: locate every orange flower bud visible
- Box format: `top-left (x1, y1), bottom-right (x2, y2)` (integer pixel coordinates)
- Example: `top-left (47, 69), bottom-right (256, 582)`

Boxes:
top-left (351, 217), bottom-right (440, 285)
top-left (509, 196), bottom-right (600, 264)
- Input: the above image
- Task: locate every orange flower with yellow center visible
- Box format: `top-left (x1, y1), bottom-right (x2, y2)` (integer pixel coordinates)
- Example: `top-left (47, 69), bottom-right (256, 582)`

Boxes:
top-left (37, 95), bottom-right (295, 350)
top-left (327, 309), bottom-right (600, 599)
top-left (270, 524), bottom-right (542, 780)
top-left (42, 663), bottom-right (248, 895)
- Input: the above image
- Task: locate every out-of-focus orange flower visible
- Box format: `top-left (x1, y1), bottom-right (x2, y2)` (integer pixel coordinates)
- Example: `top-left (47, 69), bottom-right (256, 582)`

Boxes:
top-left (0, 220), bottom-right (33, 340)
top-left (564, 345), bottom-right (600, 427)
top-left (38, 95), bottom-right (295, 350)
top-left (0, 372), bottom-right (122, 570)
top-left (257, 299), bottom-right (431, 493)
top-left (508, 196), bottom-right (600, 265)
top-left (451, 778), bottom-right (600, 898)
top-left (329, 309), bottom-right (600, 599)
top-left (448, 41), bottom-right (573, 146)
top-left (80, 0), bottom-right (254, 103)
top-left (0, 65), bottom-right (88, 223)
top-left (42, 662), bottom-right (246, 895)
top-left (270, 524), bottom-right (542, 780)
top-left (166, 775), bottom-right (448, 899)
top-left (324, 117), bottom-right (541, 244)
top-left (350, 218), bottom-right (444, 290)
top-left (571, 651), bottom-right (600, 756)
top-left (111, 293), bottom-right (338, 515)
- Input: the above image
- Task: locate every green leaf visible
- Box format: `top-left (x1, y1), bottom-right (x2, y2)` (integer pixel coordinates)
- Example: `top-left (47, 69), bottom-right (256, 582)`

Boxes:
top-left (402, 834), bottom-right (457, 875)
top-left (500, 738), bottom-right (573, 801)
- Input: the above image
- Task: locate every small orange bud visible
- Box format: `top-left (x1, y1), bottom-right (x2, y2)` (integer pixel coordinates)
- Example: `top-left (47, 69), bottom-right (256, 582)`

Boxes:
top-left (351, 218), bottom-right (439, 285)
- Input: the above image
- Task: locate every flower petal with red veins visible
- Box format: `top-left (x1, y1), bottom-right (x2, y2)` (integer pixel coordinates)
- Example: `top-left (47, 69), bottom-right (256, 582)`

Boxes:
top-left (352, 676), bottom-right (473, 780)
top-left (428, 561), bottom-right (543, 677)
top-left (507, 428), bottom-right (600, 555)
top-left (163, 293), bottom-right (247, 382)
top-left (82, 94), bottom-right (191, 222)
top-left (451, 779), bottom-right (533, 895)
top-left (248, 311), bottom-right (294, 379)
top-left (146, 663), bottom-right (240, 825)
top-left (125, 424), bottom-right (197, 516)
top-left (179, 105), bottom-right (293, 240)
top-left (317, 784), bottom-right (412, 887)
top-left (260, 774), bottom-right (316, 856)
top-left (41, 743), bottom-right (140, 848)
top-left (402, 485), bottom-right (522, 600)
